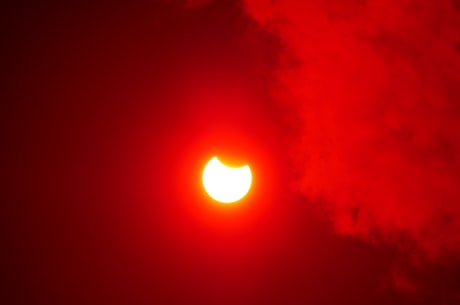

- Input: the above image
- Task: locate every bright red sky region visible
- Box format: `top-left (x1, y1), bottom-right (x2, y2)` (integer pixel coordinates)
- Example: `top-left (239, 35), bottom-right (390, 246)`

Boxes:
top-left (245, 0), bottom-right (460, 256)
top-left (2, 1), bottom-right (460, 305)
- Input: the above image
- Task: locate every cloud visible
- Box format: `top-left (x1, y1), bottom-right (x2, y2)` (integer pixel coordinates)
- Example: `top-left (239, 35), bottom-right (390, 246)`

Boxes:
top-left (243, 0), bottom-right (460, 259)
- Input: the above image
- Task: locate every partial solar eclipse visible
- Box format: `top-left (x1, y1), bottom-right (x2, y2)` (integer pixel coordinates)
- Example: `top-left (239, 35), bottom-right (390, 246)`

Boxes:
top-left (202, 156), bottom-right (252, 204)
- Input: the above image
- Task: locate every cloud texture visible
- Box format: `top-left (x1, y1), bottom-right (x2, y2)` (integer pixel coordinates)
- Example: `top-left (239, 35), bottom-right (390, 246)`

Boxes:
top-left (244, 0), bottom-right (460, 259)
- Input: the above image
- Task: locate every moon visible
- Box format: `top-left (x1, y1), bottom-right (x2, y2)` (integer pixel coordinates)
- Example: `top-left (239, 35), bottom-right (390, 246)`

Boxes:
top-left (202, 156), bottom-right (252, 204)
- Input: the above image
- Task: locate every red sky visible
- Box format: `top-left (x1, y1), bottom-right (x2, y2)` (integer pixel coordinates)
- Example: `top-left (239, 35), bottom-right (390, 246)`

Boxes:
top-left (2, 0), bottom-right (460, 304)
top-left (244, 0), bottom-right (460, 260)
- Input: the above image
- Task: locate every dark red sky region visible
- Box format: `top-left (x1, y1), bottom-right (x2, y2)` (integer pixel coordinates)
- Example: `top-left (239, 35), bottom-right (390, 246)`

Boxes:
top-left (2, 1), bottom-right (460, 304)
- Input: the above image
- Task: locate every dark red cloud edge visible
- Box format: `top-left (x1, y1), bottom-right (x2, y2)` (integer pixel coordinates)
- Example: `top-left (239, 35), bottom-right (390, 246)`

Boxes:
top-left (2, 0), bottom-right (460, 304)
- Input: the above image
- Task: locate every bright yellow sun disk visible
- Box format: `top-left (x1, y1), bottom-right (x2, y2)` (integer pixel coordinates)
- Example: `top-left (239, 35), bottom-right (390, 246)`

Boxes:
top-left (202, 157), bottom-right (252, 204)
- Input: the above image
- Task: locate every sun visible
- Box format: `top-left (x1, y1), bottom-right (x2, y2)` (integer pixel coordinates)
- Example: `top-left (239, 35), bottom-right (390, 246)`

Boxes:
top-left (202, 156), bottom-right (252, 204)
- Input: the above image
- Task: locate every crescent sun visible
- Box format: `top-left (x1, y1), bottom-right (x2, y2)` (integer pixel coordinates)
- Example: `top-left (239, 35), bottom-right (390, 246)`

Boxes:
top-left (202, 156), bottom-right (252, 204)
